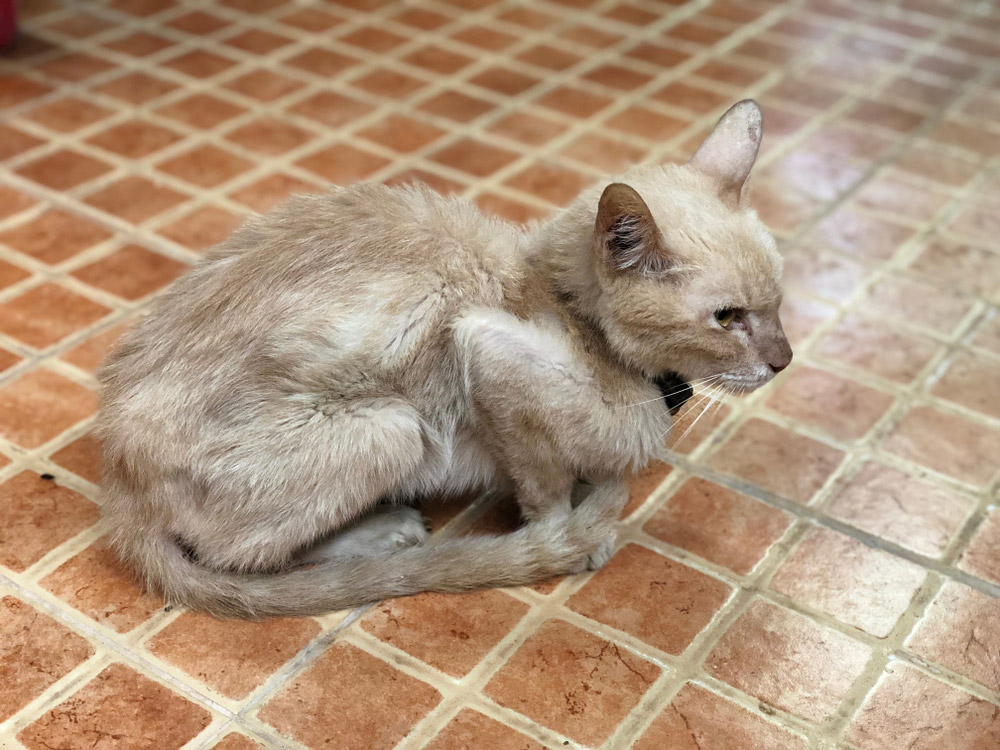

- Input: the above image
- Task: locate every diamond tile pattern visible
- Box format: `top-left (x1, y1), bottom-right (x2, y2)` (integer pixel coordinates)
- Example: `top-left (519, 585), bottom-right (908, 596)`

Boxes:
top-left (1, 0), bottom-right (999, 748)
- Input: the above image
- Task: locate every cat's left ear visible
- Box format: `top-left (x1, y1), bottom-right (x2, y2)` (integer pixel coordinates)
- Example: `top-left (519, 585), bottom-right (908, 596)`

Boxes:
top-left (595, 182), bottom-right (671, 276)
top-left (688, 99), bottom-right (762, 207)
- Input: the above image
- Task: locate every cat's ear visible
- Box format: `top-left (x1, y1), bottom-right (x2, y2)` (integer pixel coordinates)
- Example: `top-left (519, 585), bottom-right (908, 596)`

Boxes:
top-left (595, 182), bottom-right (671, 276)
top-left (688, 99), bottom-right (762, 206)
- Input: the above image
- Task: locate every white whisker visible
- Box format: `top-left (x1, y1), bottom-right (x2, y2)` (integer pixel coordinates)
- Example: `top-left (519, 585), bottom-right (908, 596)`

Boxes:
top-left (671, 386), bottom-right (721, 450)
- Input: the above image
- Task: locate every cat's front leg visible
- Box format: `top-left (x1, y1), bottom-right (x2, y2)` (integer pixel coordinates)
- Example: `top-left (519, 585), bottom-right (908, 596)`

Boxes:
top-left (455, 310), bottom-right (646, 548)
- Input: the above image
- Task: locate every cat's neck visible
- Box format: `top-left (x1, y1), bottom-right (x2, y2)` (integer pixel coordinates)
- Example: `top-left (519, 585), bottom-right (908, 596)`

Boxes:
top-left (524, 202), bottom-right (603, 323)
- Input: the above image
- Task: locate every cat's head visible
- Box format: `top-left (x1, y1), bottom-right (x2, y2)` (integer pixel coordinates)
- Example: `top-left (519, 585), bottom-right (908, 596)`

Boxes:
top-left (592, 100), bottom-right (792, 394)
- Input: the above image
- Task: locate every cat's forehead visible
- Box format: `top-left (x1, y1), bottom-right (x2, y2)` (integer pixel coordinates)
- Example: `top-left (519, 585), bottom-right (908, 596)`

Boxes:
top-left (626, 164), bottom-right (783, 303)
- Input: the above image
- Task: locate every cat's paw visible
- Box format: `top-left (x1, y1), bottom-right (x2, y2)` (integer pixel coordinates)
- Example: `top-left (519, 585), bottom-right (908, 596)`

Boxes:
top-left (586, 532), bottom-right (617, 570)
top-left (381, 506), bottom-right (432, 549)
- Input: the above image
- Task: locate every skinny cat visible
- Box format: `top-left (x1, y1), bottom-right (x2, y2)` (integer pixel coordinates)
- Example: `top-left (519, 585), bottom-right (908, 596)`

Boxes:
top-left (98, 100), bottom-right (791, 618)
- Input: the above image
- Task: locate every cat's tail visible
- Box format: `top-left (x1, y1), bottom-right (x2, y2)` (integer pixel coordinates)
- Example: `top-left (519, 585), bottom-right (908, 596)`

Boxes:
top-left (120, 482), bottom-right (623, 619)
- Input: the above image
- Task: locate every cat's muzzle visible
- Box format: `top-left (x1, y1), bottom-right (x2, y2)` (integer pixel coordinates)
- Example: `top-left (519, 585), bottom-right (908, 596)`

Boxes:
top-left (652, 372), bottom-right (693, 415)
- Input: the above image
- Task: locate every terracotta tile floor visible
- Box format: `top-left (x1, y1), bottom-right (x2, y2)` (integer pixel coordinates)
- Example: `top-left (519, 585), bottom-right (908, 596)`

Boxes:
top-left (1, 0), bottom-right (999, 748)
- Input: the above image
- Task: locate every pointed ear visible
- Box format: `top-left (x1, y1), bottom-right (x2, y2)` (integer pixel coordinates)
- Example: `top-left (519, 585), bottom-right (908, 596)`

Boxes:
top-left (688, 99), bottom-right (762, 206)
top-left (595, 183), bottom-right (670, 276)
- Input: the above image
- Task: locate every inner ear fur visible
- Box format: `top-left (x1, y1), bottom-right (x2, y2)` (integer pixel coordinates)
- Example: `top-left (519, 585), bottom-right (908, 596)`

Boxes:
top-left (688, 99), bottom-right (762, 207)
top-left (595, 183), bottom-right (671, 276)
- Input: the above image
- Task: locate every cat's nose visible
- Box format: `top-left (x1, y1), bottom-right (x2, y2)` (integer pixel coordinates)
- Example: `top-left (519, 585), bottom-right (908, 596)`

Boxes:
top-left (768, 348), bottom-right (792, 374)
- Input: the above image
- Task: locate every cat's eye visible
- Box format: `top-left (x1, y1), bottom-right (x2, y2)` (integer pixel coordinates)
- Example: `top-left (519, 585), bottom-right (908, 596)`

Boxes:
top-left (715, 308), bottom-right (738, 329)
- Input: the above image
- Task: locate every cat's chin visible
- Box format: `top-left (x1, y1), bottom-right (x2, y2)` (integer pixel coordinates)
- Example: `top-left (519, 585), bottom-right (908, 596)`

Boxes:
top-left (718, 373), bottom-right (773, 395)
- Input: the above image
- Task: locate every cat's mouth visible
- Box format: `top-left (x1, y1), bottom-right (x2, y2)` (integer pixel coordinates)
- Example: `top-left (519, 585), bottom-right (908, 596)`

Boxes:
top-left (718, 372), bottom-right (772, 394)
top-left (652, 370), bottom-right (771, 409)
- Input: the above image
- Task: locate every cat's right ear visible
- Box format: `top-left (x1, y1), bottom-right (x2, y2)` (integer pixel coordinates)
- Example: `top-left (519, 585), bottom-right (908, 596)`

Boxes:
top-left (688, 99), bottom-right (762, 207)
top-left (595, 183), bottom-right (670, 276)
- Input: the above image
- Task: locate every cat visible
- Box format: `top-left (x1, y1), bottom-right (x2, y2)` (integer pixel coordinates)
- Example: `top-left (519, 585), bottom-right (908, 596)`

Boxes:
top-left (97, 100), bottom-right (791, 618)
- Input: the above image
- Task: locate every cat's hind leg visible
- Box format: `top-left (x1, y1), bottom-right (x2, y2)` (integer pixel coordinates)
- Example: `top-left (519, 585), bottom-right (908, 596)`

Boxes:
top-left (294, 505), bottom-right (430, 565)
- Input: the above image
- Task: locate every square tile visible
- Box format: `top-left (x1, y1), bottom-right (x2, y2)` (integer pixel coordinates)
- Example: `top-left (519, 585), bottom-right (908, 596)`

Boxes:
top-left (906, 582), bottom-right (1000, 691)
top-left (156, 93), bottom-right (247, 130)
top-left (0, 471), bottom-right (99, 571)
top-left (350, 68), bottom-right (428, 99)
top-left (883, 405), bottom-right (1000, 486)
top-left (50, 432), bottom-right (104, 482)
top-left (38, 52), bottom-right (114, 82)
top-left (23, 96), bottom-right (113, 132)
top-left (429, 138), bottom-right (519, 178)
top-left (86, 120), bottom-right (184, 159)
top-left (223, 28), bottom-right (295, 54)
top-left (284, 48), bottom-right (360, 78)
top-left (633, 684), bottom-right (806, 750)
top-left (16, 149), bottom-right (112, 191)
top-left (474, 193), bottom-right (549, 225)
top-left (707, 419), bottom-right (845, 504)
top-left (846, 662), bottom-right (1000, 750)
top-left (296, 144), bottom-right (390, 184)
top-left (156, 205), bottom-right (245, 251)
top-left (814, 316), bottom-right (939, 384)
top-left (0, 283), bottom-right (110, 349)
top-left (92, 71), bottom-right (178, 104)
top-left (40, 539), bottom-right (163, 632)
top-left (0, 209), bottom-right (112, 265)
top-left (425, 709), bottom-right (545, 750)
top-left (18, 663), bottom-right (212, 750)
top-left (860, 276), bottom-right (973, 335)
top-left (606, 106), bottom-right (689, 141)
top-left (535, 87), bottom-right (613, 118)
top-left (765, 367), bottom-right (894, 441)
top-left (770, 528), bottom-right (926, 637)
top-left (163, 49), bottom-right (238, 79)
top-left (157, 144), bottom-right (254, 188)
top-left (484, 619), bottom-right (660, 746)
top-left (503, 163), bottom-right (593, 206)
top-left (469, 67), bottom-right (540, 97)
top-left (60, 325), bottom-right (129, 374)
top-left (0, 370), bottom-right (97, 449)
top-left (361, 590), bottom-right (530, 677)
top-left (85, 176), bottom-right (189, 224)
top-left (560, 132), bottom-right (646, 173)
top-left (908, 238), bottom-right (1000, 301)
top-left (224, 69), bottom-right (305, 102)
top-left (286, 91), bottom-right (374, 128)
top-left (259, 642), bottom-right (440, 749)
top-left (808, 207), bottom-right (913, 261)
top-left (0, 75), bottom-right (52, 108)
top-left (959, 509), bottom-right (1000, 585)
top-left (229, 173), bottom-right (322, 213)
top-left (418, 90), bottom-right (495, 122)
top-left (225, 117), bottom-right (316, 156)
top-left (147, 611), bottom-right (320, 699)
top-left (488, 111), bottom-right (568, 147)
top-left (644, 477), bottom-right (792, 575)
top-left (566, 543), bottom-right (733, 654)
top-left (358, 115), bottom-right (445, 153)
top-left (705, 599), bottom-right (871, 721)
top-left (0, 125), bottom-right (43, 162)
top-left (0, 596), bottom-right (93, 721)
top-left (102, 30), bottom-right (175, 57)
top-left (72, 245), bottom-right (189, 301)
top-left (931, 353), bottom-right (1000, 419)
top-left (827, 462), bottom-right (972, 558)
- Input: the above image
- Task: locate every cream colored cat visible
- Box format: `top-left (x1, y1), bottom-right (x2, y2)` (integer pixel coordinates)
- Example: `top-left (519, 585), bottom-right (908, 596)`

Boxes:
top-left (97, 100), bottom-right (791, 618)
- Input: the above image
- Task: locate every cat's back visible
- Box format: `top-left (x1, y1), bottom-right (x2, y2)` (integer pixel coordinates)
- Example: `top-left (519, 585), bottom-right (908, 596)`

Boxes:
top-left (100, 183), bottom-right (525, 407)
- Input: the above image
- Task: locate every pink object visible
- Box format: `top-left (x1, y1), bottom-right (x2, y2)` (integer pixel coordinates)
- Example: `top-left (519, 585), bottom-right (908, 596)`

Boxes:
top-left (0, 0), bottom-right (16, 50)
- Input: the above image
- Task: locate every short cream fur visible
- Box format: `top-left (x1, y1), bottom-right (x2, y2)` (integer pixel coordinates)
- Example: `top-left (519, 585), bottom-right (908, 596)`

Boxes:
top-left (97, 100), bottom-right (792, 618)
